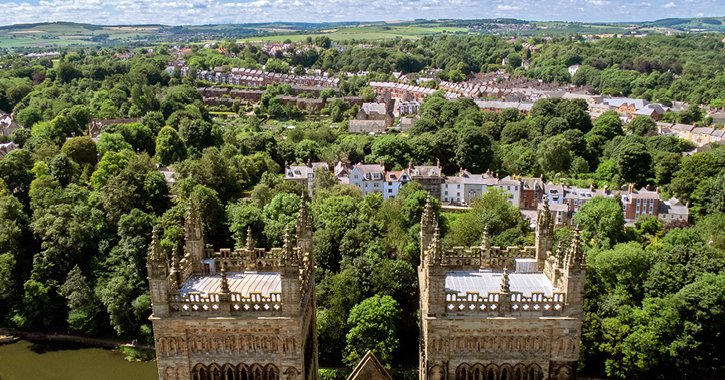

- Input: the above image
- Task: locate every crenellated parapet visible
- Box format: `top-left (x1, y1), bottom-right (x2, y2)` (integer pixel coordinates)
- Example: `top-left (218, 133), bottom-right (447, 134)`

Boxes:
top-left (440, 245), bottom-right (537, 270)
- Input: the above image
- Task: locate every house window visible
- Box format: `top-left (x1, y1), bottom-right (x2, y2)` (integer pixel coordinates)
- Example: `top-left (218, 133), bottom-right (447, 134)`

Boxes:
top-left (524, 193), bottom-right (528, 198)
top-left (365, 183), bottom-right (368, 188)
top-left (457, 184), bottom-right (461, 189)
top-left (445, 191), bottom-right (448, 195)
top-left (388, 189), bottom-right (392, 193)
top-left (388, 182), bottom-right (392, 186)
top-left (374, 183), bottom-right (379, 188)
top-left (354, 175), bottom-right (359, 179)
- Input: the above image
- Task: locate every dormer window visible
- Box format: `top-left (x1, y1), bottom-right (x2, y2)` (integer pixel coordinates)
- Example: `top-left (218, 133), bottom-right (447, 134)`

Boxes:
top-left (287, 171), bottom-right (293, 176)
top-left (294, 170), bottom-right (301, 175)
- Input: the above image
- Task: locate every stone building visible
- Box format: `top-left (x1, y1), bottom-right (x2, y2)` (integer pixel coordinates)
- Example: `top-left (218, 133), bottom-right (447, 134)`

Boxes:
top-left (418, 197), bottom-right (586, 380)
top-left (147, 196), bottom-right (318, 380)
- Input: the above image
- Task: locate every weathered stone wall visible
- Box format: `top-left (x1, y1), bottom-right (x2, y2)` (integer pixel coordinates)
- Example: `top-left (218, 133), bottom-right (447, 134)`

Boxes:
top-left (421, 316), bottom-right (582, 380)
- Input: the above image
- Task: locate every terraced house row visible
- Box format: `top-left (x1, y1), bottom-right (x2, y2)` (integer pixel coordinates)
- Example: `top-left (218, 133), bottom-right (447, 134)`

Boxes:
top-left (285, 163), bottom-right (689, 225)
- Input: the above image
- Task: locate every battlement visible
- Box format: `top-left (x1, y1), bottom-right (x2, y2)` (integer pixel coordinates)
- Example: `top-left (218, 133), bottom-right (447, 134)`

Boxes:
top-left (441, 246), bottom-right (537, 270)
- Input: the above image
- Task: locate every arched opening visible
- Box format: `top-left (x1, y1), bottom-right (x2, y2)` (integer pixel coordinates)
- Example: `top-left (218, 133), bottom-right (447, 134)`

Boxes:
top-left (527, 368), bottom-right (537, 380)
top-left (488, 368), bottom-right (495, 380)
top-left (200, 368), bottom-right (209, 380)
top-left (255, 368), bottom-right (263, 380)
top-left (268, 367), bottom-right (278, 380)
top-left (241, 368), bottom-right (248, 380)
top-left (500, 368), bottom-right (509, 380)
top-left (474, 368), bottom-right (480, 380)
top-left (226, 368), bottom-right (235, 380)
top-left (514, 368), bottom-right (523, 380)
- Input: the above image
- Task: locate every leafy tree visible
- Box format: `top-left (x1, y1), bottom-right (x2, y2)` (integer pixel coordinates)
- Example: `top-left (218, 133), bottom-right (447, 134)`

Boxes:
top-left (589, 111), bottom-right (624, 140)
top-left (312, 166), bottom-right (338, 194)
top-left (60, 265), bottom-right (100, 333)
top-left (360, 87), bottom-right (376, 102)
top-left (61, 136), bottom-right (98, 167)
top-left (538, 135), bottom-right (571, 174)
top-left (572, 196), bottom-right (625, 249)
top-left (500, 121), bottom-right (530, 145)
top-left (262, 192), bottom-right (300, 246)
top-left (343, 295), bottom-right (401, 368)
top-left (97, 132), bottom-right (132, 157)
top-left (16, 107), bottom-right (42, 128)
top-left (49, 153), bottom-right (78, 187)
top-left (156, 126), bottom-right (187, 166)
top-left (615, 141), bottom-right (652, 186)
top-left (627, 116), bottom-right (656, 136)
top-left (455, 128), bottom-right (492, 173)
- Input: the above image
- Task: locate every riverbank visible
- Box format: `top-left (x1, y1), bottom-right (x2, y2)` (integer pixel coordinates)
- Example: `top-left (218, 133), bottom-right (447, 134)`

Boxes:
top-left (0, 339), bottom-right (158, 380)
top-left (0, 327), bottom-right (154, 350)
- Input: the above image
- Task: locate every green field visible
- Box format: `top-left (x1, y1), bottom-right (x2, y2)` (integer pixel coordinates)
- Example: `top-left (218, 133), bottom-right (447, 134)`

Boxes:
top-left (239, 25), bottom-right (471, 43)
top-left (0, 22), bottom-right (158, 49)
top-left (0, 17), bottom-right (723, 49)
top-left (530, 22), bottom-right (632, 35)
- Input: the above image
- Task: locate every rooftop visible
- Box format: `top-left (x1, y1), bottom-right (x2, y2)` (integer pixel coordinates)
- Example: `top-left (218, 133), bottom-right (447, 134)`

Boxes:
top-left (179, 272), bottom-right (281, 297)
top-left (446, 270), bottom-right (556, 297)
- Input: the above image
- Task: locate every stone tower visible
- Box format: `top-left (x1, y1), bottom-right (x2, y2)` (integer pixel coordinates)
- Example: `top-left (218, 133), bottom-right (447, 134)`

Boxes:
top-left (419, 203), bottom-right (586, 380)
top-left (147, 193), bottom-right (318, 380)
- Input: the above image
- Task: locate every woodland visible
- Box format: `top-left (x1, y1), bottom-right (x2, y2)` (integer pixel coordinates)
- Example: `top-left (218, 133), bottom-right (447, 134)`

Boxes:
top-left (1, 32), bottom-right (725, 379)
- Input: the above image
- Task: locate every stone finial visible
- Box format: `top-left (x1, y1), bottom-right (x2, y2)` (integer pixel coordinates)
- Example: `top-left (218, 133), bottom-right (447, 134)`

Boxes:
top-left (481, 225), bottom-right (490, 250)
top-left (568, 228), bottom-right (585, 270)
top-left (246, 226), bottom-right (254, 252)
top-left (421, 194), bottom-right (435, 227)
top-left (429, 225), bottom-right (443, 265)
top-left (282, 223), bottom-right (295, 267)
top-left (149, 226), bottom-right (161, 263)
top-left (171, 245), bottom-right (180, 271)
top-left (220, 265), bottom-right (230, 294)
top-left (555, 242), bottom-right (562, 259)
top-left (500, 265), bottom-right (511, 293)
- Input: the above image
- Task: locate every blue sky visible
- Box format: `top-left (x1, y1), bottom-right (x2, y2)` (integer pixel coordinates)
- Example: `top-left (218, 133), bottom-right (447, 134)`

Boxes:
top-left (0, 0), bottom-right (721, 26)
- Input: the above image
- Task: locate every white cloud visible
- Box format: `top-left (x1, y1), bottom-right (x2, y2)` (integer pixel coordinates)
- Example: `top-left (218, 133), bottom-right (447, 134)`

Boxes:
top-left (0, 0), bottom-right (719, 26)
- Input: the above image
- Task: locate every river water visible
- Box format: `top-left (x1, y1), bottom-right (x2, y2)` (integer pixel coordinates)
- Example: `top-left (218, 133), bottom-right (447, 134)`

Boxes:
top-left (0, 340), bottom-right (158, 380)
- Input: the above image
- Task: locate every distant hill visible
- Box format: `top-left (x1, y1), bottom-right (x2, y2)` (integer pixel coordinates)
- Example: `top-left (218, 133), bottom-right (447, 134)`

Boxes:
top-left (645, 17), bottom-right (725, 31)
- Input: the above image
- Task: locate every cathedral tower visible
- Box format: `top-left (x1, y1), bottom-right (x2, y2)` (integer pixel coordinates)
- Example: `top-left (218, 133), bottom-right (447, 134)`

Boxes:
top-left (148, 198), bottom-right (318, 380)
